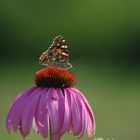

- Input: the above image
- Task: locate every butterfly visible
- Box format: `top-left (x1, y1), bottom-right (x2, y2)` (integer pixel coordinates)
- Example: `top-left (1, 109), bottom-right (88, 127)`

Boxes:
top-left (39, 35), bottom-right (72, 69)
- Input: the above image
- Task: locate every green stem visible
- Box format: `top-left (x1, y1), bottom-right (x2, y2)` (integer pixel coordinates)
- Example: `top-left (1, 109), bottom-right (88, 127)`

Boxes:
top-left (50, 120), bottom-right (52, 140)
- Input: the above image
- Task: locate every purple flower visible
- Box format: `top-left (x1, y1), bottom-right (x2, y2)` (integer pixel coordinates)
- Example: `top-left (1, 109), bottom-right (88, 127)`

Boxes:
top-left (6, 68), bottom-right (96, 140)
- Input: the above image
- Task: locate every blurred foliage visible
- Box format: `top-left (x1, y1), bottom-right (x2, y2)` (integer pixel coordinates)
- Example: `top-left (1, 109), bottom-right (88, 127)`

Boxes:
top-left (0, 0), bottom-right (140, 63)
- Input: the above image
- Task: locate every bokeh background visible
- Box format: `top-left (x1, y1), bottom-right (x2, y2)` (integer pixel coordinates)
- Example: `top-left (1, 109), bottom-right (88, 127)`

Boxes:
top-left (0, 1), bottom-right (140, 140)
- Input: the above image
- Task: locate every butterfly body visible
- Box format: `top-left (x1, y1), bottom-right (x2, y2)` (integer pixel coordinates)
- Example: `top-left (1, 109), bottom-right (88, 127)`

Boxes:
top-left (39, 36), bottom-right (72, 69)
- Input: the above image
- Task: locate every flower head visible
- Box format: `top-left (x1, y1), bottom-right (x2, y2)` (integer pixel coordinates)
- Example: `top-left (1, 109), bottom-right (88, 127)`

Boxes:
top-left (35, 67), bottom-right (76, 88)
top-left (6, 67), bottom-right (96, 140)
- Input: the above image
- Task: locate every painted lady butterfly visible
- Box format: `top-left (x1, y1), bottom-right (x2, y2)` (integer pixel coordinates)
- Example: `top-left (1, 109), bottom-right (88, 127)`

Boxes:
top-left (39, 35), bottom-right (72, 69)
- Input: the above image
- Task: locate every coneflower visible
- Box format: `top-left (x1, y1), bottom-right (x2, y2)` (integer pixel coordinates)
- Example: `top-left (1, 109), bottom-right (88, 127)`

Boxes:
top-left (6, 67), bottom-right (96, 140)
top-left (6, 36), bottom-right (96, 140)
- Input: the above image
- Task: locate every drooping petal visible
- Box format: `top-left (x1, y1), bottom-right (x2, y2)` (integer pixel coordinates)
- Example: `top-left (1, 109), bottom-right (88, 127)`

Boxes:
top-left (67, 88), bottom-right (88, 137)
top-left (35, 88), bottom-right (49, 138)
top-left (6, 84), bottom-right (96, 139)
top-left (47, 88), bottom-right (60, 134)
top-left (78, 91), bottom-right (96, 137)
top-left (74, 92), bottom-right (88, 137)
top-left (20, 88), bottom-right (43, 136)
top-left (59, 89), bottom-right (72, 136)
top-left (87, 113), bottom-right (94, 138)
top-left (55, 89), bottom-right (65, 130)
top-left (69, 88), bottom-right (96, 137)
top-left (6, 86), bottom-right (37, 132)
top-left (32, 118), bottom-right (38, 133)
top-left (52, 134), bottom-right (61, 140)
top-left (47, 88), bottom-right (66, 137)
top-left (68, 89), bottom-right (82, 136)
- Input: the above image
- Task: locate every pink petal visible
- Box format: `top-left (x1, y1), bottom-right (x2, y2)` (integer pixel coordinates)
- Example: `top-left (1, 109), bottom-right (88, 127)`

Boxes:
top-left (56, 89), bottom-right (65, 128)
top-left (6, 86), bottom-right (37, 132)
top-left (47, 88), bottom-right (64, 135)
top-left (69, 89), bottom-right (82, 136)
top-left (35, 88), bottom-right (49, 138)
top-left (52, 134), bottom-right (60, 140)
top-left (74, 92), bottom-right (88, 137)
top-left (69, 88), bottom-right (96, 137)
top-left (59, 89), bottom-right (72, 136)
top-left (20, 88), bottom-right (43, 136)
top-left (47, 88), bottom-right (59, 133)
top-left (67, 88), bottom-right (88, 137)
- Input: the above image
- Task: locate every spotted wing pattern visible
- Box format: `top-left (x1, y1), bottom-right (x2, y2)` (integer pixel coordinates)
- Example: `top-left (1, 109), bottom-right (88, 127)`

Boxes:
top-left (39, 36), bottom-right (72, 69)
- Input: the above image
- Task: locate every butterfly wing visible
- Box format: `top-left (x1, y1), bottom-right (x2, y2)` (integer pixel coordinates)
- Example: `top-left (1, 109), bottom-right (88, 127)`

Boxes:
top-left (39, 36), bottom-right (72, 69)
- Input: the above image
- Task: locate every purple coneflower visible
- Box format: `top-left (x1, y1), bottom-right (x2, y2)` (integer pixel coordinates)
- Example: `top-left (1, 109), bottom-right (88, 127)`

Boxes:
top-left (6, 67), bottom-right (96, 140)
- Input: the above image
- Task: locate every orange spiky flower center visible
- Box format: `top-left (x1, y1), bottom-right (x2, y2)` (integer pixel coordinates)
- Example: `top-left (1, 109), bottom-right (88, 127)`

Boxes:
top-left (35, 67), bottom-right (76, 88)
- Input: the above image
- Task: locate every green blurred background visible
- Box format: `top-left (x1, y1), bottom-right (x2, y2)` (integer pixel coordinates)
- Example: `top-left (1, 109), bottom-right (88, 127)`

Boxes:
top-left (0, 0), bottom-right (140, 140)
